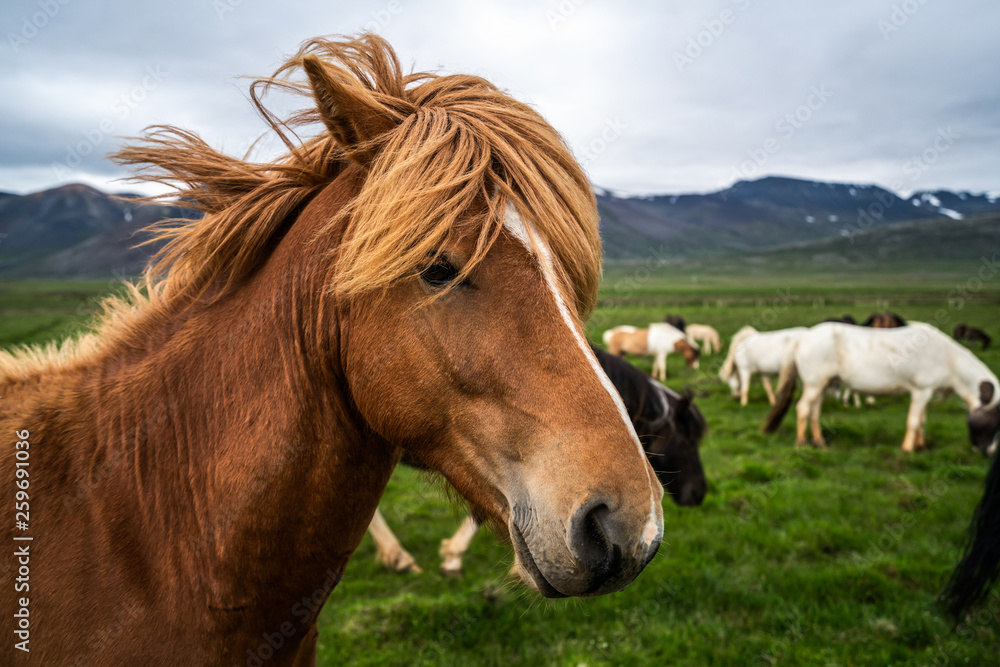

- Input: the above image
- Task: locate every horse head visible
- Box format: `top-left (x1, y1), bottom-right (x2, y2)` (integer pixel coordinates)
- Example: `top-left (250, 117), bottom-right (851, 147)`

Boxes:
top-left (969, 381), bottom-right (1000, 456)
top-left (295, 36), bottom-right (663, 597)
top-left (648, 386), bottom-right (707, 506)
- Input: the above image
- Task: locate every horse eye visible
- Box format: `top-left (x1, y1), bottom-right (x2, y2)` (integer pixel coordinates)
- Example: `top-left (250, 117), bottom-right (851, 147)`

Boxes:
top-left (420, 259), bottom-right (461, 288)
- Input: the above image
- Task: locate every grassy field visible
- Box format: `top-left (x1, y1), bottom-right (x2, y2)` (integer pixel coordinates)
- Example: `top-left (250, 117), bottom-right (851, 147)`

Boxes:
top-left (2, 268), bottom-right (999, 666)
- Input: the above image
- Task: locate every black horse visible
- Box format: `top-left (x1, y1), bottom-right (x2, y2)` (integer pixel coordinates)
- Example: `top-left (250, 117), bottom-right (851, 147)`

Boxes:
top-left (943, 451), bottom-right (1000, 619)
top-left (592, 344), bottom-right (707, 505)
top-left (954, 323), bottom-right (991, 351)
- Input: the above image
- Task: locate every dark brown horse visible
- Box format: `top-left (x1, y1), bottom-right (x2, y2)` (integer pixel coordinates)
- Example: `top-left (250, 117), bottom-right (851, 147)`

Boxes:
top-left (371, 345), bottom-right (708, 575)
top-left (664, 314), bottom-right (687, 332)
top-left (862, 311), bottom-right (907, 328)
top-left (0, 35), bottom-right (663, 665)
top-left (954, 323), bottom-right (991, 351)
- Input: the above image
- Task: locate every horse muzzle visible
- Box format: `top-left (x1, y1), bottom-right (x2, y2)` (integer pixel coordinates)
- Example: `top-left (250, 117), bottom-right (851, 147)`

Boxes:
top-left (509, 497), bottom-right (662, 598)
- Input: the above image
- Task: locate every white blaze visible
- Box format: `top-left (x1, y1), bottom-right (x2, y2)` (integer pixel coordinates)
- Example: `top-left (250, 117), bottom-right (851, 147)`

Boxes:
top-left (503, 205), bottom-right (663, 547)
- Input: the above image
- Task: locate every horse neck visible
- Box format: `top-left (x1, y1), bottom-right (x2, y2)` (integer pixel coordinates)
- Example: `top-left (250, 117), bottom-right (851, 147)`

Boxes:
top-left (69, 175), bottom-right (394, 614)
top-left (949, 342), bottom-right (1000, 409)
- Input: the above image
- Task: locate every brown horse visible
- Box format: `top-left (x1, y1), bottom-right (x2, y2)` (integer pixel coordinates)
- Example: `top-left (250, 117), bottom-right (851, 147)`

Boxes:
top-left (0, 35), bottom-right (662, 665)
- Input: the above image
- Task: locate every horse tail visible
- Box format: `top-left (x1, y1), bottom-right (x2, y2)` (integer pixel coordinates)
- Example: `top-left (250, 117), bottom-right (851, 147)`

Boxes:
top-left (720, 326), bottom-right (756, 381)
top-left (761, 342), bottom-right (799, 434)
top-left (942, 453), bottom-right (1000, 619)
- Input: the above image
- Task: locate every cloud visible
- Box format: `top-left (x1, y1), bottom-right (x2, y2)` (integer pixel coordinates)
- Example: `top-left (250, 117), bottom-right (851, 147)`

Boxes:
top-left (2, 0), bottom-right (998, 195)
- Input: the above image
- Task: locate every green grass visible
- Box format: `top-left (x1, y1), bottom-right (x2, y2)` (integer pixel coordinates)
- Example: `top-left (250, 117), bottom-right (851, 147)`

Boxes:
top-left (3, 275), bottom-right (999, 665)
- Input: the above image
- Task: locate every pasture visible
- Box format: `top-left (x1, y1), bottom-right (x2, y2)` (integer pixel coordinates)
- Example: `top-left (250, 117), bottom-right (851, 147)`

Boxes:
top-left (2, 268), bottom-right (999, 665)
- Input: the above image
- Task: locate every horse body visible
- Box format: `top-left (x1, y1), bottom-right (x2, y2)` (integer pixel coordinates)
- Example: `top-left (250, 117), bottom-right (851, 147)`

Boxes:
top-left (3, 177), bottom-right (391, 664)
top-left (372, 345), bottom-right (708, 576)
top-left (763, 323), bottom-right (1000, 452)
top-left (685, 324), bottom-right (721, 355)
top-left (1, 35), bottom-right (663, 665)
top-left (603, 323), bottom-right (699, 381)
top-left (720, 326), bottom-right (807, 406)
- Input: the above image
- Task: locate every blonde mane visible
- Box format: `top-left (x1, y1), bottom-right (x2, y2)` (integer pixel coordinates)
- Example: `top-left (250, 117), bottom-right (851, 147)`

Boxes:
top-left (0, 34), bottom-right (601, 383)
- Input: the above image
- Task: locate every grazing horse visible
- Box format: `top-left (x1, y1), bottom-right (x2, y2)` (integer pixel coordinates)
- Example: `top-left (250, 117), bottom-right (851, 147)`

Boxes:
top-left (371, 345), bottom-right (708, 575)
top-left (720, 326), bottom-right (807, 406)
top-left (762, 323), bottom-right (1000, 452)
top-left (663, 314), bottom-right (687, 332)
top-left (603, 323), bottom-right (699, 381)
top-left (954, 323), bottom-right (992, 351)
top-left (862, 311), bottom-right (907, 328)
top-left (686, 324), bottom-right (721, 355)
top-left (0, 35), bottom-right (664, 665)
top-left (943, 451), bottom-right (1000, 619)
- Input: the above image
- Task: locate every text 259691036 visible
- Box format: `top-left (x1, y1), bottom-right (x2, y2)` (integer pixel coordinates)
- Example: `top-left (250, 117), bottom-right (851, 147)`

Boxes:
top-left (13, 429), bottom-right (32, 653)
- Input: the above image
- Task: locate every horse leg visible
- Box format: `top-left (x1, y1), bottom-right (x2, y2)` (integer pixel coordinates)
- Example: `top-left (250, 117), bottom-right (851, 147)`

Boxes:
top-left (654, 352), bottom-right (667, 381)
top-left (439, 516), bottom-right (480, 577)
top-left (795, 393), bottom-right (811, 447)
top-left (762, 376), bottom-right (775, 405)
top-left (796, 385), bottom-right (824, 448)
top-left (809, 395), bottom-right (827, 449)
top-left (902, 390), bottom-right (932, 452)
top-left (368, 507), bottom-right (422, 574)
top-left (740, 370), bottom-right (752, 406)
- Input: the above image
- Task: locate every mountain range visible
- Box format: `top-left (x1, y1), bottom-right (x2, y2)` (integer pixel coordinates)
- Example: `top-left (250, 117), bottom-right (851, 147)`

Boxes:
top-left (1, 177), bottom-right (998, 278)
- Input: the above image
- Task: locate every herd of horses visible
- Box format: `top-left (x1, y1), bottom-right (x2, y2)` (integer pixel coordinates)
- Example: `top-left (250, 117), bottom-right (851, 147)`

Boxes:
top-left (0, 33), bottom-right (996, 664)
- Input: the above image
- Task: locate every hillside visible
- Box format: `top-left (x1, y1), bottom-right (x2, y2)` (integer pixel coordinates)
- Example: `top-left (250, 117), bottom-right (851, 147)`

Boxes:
top-left (0, 183), bottom-right (199, 278)
top-left (1, 177), bottom-right (998, 278)
top-left (642, 211), bottom-right (1000, 276)
top-left (597, 176), bottom-right (1000, 259)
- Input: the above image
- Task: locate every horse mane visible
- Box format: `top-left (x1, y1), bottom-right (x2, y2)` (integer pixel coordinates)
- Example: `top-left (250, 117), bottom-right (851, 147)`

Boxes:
top-left (1, 34), bottom-right (601, 383)
top-left (113, 33), bottom-right (600, 311)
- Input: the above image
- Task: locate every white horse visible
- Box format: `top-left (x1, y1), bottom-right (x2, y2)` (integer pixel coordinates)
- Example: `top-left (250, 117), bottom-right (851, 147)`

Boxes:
top-left (603, 323), bottom-right (699, 381)
top-left (763, 322), bottom-right (1000, 453)
top-left (686, 324), bottom-right (721, 354)
top-left (720, 326), bottom-right (807, 406)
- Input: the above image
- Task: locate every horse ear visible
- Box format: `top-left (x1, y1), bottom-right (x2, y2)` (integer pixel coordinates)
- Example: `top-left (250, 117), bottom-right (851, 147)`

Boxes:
top-left (980, 381), bottom-right (995, 406)
top-left (301, 55), bottom-right (398, 162)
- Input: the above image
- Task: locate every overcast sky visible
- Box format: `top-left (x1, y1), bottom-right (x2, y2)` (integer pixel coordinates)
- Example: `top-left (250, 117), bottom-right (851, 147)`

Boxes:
top-left (1, 0), bottom-right (997, 197)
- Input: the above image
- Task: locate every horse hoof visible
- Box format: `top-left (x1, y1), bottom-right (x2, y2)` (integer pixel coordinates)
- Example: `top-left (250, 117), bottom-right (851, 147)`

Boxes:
top-left (440, 566), bottom-right (463, 578)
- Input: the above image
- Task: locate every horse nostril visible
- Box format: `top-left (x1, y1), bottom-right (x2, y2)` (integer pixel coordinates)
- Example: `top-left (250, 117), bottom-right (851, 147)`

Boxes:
top-left (569, 498), bottom-right (615, 573)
